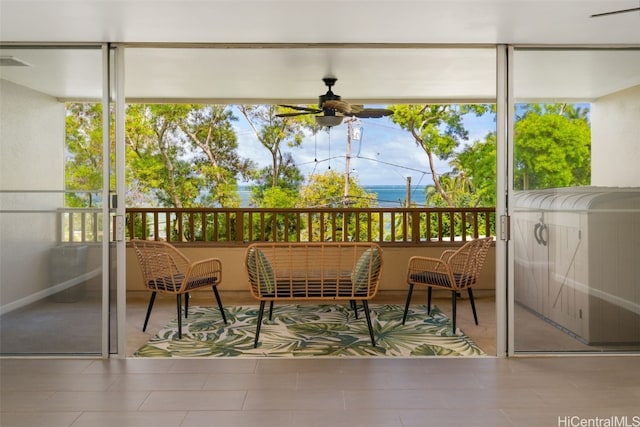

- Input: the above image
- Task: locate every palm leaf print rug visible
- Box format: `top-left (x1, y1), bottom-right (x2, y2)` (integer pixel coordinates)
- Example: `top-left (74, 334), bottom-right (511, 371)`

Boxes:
top-left (134, 304), bottom-right (485, 357)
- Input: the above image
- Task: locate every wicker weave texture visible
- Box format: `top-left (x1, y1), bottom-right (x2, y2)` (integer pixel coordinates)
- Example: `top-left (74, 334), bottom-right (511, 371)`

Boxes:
top-left (131, 239), bottom-right (223, 294)
top-left (406, 237), bottom-right (493, 290)
top-left (245, 242), bottom-right (383, 301)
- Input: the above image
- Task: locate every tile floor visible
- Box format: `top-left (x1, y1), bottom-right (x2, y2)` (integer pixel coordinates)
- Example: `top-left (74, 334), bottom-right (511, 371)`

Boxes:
top-left (2, 291), bottom-right (639, 427)
top-left (2, 355), bottom-right (639, 426)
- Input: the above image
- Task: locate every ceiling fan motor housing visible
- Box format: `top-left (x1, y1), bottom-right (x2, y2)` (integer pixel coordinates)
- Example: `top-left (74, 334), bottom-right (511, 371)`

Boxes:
top-left (319, 77), bottom-right (340, 115)
top-left (319, 93), bottom-right (341, 115)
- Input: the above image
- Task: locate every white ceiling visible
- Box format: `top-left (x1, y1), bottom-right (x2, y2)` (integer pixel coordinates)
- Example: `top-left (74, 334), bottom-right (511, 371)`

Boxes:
top-left (1, 0), bottom-right (639, 102)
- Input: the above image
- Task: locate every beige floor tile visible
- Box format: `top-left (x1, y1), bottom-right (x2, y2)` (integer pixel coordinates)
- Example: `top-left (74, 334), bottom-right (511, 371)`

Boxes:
top-left (70, 411), bottom-right (187, 427)
top-left (0, 391), bottom-right (57, 411)
top-left (107, 373), bottom-right (209, 391)
top-left (83, 358), bottom-right (176, 374)
top-left (139, 390), bottom-right (246, 411)
top-left (202, 372), bottom-right (298, 390)
top-left (0, 373), bottom-right (117, 392)
top-left (243, 389), bottom-right (345, 410)
top-left (291, 409), bottom-right (403, 427)
top-left (167, 358), bottom-right (258, 374)
top-left (399, 408), bottom-right (514, 427)
top-left (437, 388), bottom-right (547, 409)
top-left (182, 410), bottom-right (293, 427)
top-left (344, 389), bottom-right (449, 409)
top-left (1, 390), bottom-right (149, 412)
top-left (534, 387), bottom-right (640, 409)
top-left (0, 358), bottom-right (94, 375)
top-left (0, 412), bottom-right (82, 427)
top-left (297, 371), bottom-right (395, 390)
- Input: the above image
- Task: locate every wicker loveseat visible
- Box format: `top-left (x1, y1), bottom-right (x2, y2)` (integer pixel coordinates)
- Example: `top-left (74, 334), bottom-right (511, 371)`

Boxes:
top-left (244, 242), bottom-right (383, 348)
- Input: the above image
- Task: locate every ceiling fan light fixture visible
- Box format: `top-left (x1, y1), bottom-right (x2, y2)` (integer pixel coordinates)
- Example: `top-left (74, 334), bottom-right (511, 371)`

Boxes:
top-left (316, 115), bottom-right (343, 128)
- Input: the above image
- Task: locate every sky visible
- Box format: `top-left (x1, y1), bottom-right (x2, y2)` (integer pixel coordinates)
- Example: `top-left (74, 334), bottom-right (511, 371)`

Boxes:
top-left (233, 107), bottom-right (496, 187)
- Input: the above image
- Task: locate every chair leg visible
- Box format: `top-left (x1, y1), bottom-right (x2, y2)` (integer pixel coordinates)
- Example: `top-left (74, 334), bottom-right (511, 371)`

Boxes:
top-left (451, 290), bottom-right (457, 334)
top-left (185, 292), bottom-right (189, 319)
top-left (176, 294), bottom-right (183, 339)
top-left (142, 292), bottom-right (157, 332)
top-left (212, 286), bottom-right (227, 324)
top-left (254, 300), bottom-right (266, 348)
top-left (427, 286), bottom-right (433, 315)
top-left (351, 300), bottom-right (359, 319)
top-left (268, 301), bottom-right (274, 321)
top-left (468, 288), bottom-right (478, 325)
top-left (402, 284), bottom-right (414, 325)
top-left (362, 300), bottom-right (376, 347)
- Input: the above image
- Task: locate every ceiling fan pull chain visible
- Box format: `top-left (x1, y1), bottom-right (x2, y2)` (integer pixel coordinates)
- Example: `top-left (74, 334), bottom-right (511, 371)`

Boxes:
top-left (327, 128), bottom-right (331, 170)
top-left (314, 128), bottom-right (318, 162)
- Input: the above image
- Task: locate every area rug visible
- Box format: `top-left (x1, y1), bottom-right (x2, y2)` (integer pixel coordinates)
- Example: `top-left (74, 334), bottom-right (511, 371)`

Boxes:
top-left (133, 304), bottom-right (485, 357)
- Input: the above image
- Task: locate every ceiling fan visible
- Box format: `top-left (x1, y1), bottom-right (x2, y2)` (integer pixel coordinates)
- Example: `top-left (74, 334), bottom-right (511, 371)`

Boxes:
top-left (590, 1), bottom-right (640, 17)
top-left (276, 77), bottom-right (393, 127)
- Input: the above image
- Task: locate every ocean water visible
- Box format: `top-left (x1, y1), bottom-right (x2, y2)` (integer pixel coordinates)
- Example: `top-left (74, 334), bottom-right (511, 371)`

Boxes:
top-left (238, 185), bottom-right (426, 207)
top-left (366, 185), bottom-right (427, 207)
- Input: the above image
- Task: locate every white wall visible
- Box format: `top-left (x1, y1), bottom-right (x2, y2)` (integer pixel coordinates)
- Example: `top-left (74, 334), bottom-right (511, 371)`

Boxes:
top-left (591, 85), bottom-right (640, 187)
top-left (0, 79), bottom-right (66, 308)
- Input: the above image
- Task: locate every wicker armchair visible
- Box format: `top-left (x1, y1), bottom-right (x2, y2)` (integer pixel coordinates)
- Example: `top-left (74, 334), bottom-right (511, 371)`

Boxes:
top-left (402, 236), bottom-right (493, 333)
top-left (131, 239), bottom-right (227, 339)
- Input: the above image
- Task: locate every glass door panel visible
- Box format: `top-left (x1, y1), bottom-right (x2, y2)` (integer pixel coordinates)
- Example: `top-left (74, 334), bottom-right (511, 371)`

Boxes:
top-left (511, 48), bottom-right (640, 353)
top-left (0, 46), bottom-right (106, 355)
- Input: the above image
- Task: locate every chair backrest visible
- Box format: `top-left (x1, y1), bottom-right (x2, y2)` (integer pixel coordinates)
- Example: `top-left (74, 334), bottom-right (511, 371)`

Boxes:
top-left (245, 242), bottom-right (383, 299)
top-left (448, 237), bottom-right (493, 287)
top-left (130, 240), bottom-right (190, 289)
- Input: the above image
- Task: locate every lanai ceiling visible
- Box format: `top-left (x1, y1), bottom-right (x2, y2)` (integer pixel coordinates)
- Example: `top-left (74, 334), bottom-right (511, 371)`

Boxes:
top-left (1, 0), bottom-right (639, 102)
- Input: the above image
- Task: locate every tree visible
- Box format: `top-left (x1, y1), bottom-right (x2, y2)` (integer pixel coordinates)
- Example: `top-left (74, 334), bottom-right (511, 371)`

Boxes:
top-left (178, 105), bottom-right (255, 207)
top-left (455, 132), bottom-right (497, 207)
top-left (389, 104), bottom-right (490, 207)
top-left (125, 104), bottom-right (255, 208)
top-left (126, 104), bottom-right (200, 208)
top-left (299, 170), bottom-right (375, 208)
top-left (514, 104), bottom-right (591, 190)
top-left (449, 103), bottom-right (590, 205)
top-left (298, 170), bottom-right (377, 241)
top-left (239, 105), bottom-right (309, 194)
top-left (65, 103), bottom-right (106, 207)
top-left (248, 152), bottom-right (304, 207)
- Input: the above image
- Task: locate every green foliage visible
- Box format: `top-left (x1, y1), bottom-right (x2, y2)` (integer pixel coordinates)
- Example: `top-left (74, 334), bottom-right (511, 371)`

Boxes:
top-left (299, 170), bottom-right (375, 208)
top-left (514, 104), bottom-right (591, 190)
top-left (64, 103), bottom-right (107, 207)
top-left (261, 186), bottom-right (300, 208)
top-left (239, 105), bottom-right (310, 190)
top-left (422, 103), bottom-right (590, 212)
top-left (249, 152), bottom-right (304, 207)
top-left (125, 104), bottom-right (255, 208)
top-left (298, 171), bottom-right (378, 241)
top-left (456, 132), bottom-right (497, 207)
top-left (389, 104), bottom-right (491, 207)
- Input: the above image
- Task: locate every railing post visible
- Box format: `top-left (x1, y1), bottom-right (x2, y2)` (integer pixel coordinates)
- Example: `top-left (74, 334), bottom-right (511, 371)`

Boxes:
top-left (411, 210), bottom-right (421, 243)
top-left (235, 210), bottom-right (244, 242)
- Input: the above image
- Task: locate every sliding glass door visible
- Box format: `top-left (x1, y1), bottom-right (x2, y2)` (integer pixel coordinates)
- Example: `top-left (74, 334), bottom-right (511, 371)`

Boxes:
top-left (509, 47), bottom-right (640, 354)
top-left (0, 45), bottom-right (115, 355)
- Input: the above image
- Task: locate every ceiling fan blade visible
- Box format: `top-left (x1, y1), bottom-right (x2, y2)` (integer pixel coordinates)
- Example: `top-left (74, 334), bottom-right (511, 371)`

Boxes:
top-left (275, 111), bottom-right (316, 117)
top-left (278, 104), bottom-right (322, 113)
top-left (590, 6), bottom-right (640, 17)
top-left (352, 108), bottom-right (393, 119)
top-left (322, 99), bottom-right (352, 113)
